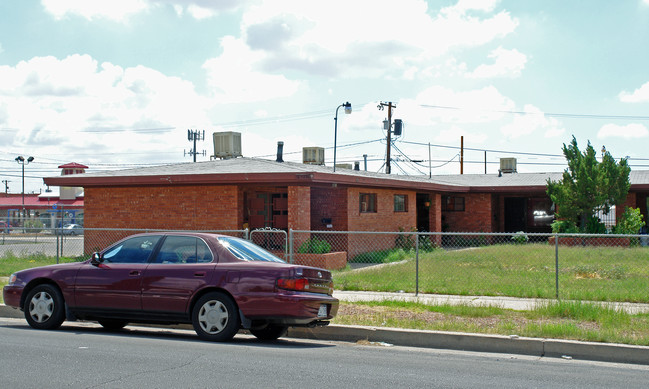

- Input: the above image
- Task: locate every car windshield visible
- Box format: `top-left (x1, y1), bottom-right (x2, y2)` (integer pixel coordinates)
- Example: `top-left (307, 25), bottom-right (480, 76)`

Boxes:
top-left (218, 236), bottom-right (285, 263)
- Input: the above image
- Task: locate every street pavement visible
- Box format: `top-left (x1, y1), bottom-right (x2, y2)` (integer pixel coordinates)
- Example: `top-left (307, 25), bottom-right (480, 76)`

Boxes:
top-left (2, 291), bottom-right (649, 365)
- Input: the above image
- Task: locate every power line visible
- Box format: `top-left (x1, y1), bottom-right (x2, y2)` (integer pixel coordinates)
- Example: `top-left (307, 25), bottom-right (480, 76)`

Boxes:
top-left (420, 104), bottom-right (649, 121)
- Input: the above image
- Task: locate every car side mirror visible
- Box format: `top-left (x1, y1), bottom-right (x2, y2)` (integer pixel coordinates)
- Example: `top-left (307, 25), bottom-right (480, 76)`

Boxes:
top-left (90, 252), bottom-right (104, 266)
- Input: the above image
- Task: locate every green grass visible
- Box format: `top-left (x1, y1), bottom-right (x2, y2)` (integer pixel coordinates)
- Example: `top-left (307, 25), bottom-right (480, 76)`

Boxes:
top-left (335, 244), bottom-right (649, 302)
top-left (0, 251), bottom-right (84, 277)
top-left (334, 300), bottom-right (649, 346)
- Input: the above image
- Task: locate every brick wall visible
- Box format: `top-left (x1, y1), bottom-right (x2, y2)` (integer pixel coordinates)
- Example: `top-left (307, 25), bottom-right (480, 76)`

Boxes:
top-left (311, 187), bottom-right (348, 231)
top-left (84, 185), bottom-right (239, 251)
top-left (443, 192), bottom-right (493, 232)
top-left (346, 187), bottom-right (417, 259)
top-left (616, 192), bottom-right (638, 221)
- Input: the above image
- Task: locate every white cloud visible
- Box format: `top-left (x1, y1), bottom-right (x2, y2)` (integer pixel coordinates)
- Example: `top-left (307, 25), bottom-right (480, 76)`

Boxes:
top-left (236, 0), bottom-right (518, 79)
top-left (598, 123), bottom-right (649, 139)
top-left (41, 0), bottom-right (150, 22)
top-left (619, 81), bottom-right (649, 103)
top-left (0, 54), bottom-right (212, 163)
top-left (500, 105), bottom-right (565, 139)
top-left (416, 85), bottom-right (515, 123)
top-left (466, 47), bottom-right (527, 78)
top-left (202, 36), bottom-right (301, 103)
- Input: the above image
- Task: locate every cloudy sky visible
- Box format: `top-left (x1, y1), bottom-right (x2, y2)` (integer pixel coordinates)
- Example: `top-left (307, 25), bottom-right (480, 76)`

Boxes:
top-left (2, 0), bottom-right (649, 193)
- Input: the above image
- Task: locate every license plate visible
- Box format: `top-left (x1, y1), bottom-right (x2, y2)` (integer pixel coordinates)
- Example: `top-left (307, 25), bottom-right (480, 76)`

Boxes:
top-left (317, 304), bottom-right (328, 318)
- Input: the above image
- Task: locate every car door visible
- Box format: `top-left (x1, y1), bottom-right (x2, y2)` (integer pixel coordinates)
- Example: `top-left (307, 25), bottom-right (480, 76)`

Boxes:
top-left (74, 235), bottom-right (162, 311)
top-left (141, 235), bottom-right (216, 313)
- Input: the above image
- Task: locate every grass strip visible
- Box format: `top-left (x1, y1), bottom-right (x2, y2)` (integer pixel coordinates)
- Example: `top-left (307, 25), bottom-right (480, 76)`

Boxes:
top-left (332, 300), bottom-right (649, 346)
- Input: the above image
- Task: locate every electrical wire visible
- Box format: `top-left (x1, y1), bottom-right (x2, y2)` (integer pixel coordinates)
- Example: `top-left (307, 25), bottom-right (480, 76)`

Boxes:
top-left (420, 104), bottom-right (649, 121)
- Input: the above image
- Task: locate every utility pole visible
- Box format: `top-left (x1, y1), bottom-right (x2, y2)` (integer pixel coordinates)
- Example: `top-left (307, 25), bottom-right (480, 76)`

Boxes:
top-left (185, 130), bottom-right (206, 162)
top-left (2, 180), bottom-right (9, 195)
top-left (379, 101), bottom-right (397, 174)
top-left (460, 136), bottom-right (464, 174)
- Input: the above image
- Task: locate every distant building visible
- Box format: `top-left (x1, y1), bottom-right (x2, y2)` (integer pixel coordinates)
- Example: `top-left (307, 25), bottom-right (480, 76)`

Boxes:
top-left (1, 163), bottom-right (86, 228)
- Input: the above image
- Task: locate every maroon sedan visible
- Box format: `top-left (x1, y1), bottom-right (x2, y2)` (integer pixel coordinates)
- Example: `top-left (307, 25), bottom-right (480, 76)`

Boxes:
top-left (3, 232), bottom-right (338, 341)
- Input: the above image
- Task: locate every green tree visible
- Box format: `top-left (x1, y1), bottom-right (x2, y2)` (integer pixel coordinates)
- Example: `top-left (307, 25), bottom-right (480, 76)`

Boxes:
top-left (546, 136), bottom-right (630, 231)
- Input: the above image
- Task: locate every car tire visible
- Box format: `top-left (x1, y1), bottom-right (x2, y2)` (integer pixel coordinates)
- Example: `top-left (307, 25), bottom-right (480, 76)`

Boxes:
top-left (24, 284), bottom-right (65, 330)
top-left (98, 320), bottom-right (128, 331)
top-left (250, 324), bottom-right (288, 341)
top-left (192, 292), bottom-right (240, 342)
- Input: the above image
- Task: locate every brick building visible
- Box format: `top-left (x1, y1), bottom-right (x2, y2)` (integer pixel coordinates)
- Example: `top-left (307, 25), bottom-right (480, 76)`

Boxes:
top-left (43, 157), bottom-right (649, 253)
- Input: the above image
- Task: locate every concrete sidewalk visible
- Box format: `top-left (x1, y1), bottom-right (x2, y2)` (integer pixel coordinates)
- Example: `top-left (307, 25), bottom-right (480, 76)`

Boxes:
top-left (2, 292), bottom-right (649, 365)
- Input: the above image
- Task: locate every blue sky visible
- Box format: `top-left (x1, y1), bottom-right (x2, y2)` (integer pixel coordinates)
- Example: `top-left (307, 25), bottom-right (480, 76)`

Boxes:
top-left (2, 0), bottom-right (649, 193)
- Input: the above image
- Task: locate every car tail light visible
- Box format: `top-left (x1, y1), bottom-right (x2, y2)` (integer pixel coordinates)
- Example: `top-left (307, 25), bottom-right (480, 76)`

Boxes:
top-left (277, 277), bottom-right (310, 292)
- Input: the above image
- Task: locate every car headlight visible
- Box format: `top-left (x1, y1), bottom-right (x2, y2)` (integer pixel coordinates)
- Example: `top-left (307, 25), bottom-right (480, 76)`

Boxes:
top-left (8, 274), bottom-right (17, 285)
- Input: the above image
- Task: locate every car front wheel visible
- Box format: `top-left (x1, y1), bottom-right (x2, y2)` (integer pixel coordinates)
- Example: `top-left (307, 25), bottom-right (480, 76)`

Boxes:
top-left (192, 292), bottom-right (240, 342)
top-left (24, 284), bottom-right (65, 330)
top-left (250, 324), bottom-right (288, 341)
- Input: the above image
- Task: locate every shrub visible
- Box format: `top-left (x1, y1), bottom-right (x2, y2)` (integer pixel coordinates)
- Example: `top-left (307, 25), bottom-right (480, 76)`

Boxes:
top-left (585, 215), bottom-right (606, 234)
top-left (297, 236), bottom-right (331, 254)
top-left (395, 227), bottom-right (416, 251)
top-left (511, 231), bottom-right (529, 244)
top-left (418, 235), bottom-right (439, 252)
top-left (551, 220), bottom-right (579, 233)
top-left (614, 207), bottom-right (645, 235)
top-left (23, 219), bottom-right (44, 233)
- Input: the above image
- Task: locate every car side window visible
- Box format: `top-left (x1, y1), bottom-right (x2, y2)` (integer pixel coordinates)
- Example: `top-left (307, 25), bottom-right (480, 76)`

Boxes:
top-left (153, 236), bottom-right (214, 264)
top-left (103, 235), bottom-right (161, 264)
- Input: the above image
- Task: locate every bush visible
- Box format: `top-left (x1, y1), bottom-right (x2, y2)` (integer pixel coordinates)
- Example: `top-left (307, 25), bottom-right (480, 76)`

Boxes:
top-left (395, 227), bottom-right (416, 251)
top-left (511, 231), bottom-right (529, 244)
top-left (23, 219), bottom-right (44, 233)
top-left (585, 215), bottom-right (606, 234)
top-left (297, 236), bottom-right (331, 254)
top-left (551, 220), bottom-right (579, 233)
top-left (418, 235), bottom-right (439, 252)
top-left (614, 207), bottom-right (645, 235)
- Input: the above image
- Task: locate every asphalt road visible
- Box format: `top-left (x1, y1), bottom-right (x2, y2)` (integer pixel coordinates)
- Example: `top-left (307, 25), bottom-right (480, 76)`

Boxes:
top-left (1, 318), bottom-right (648, 388)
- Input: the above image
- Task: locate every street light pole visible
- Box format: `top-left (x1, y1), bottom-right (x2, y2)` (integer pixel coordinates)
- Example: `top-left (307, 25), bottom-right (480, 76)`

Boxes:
top-left (15, 156), bottom-right (34, 221)
top-left (333, 102), bottom-right (352, 172)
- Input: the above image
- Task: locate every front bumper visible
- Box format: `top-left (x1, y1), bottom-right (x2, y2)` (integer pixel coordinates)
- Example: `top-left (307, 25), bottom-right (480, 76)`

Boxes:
top-left (3, 285), bottom-right (23, 309)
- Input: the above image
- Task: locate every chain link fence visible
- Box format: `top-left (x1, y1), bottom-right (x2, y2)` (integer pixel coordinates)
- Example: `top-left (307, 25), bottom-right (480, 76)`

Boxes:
top-left (2, 227), bottom-right (648, 303)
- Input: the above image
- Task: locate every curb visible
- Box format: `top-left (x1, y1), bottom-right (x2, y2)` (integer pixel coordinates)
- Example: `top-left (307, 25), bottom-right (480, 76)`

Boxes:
top-left (287, 325), bottom-right (649, 365)
top-left (3, 304), bottom-right (648, 365)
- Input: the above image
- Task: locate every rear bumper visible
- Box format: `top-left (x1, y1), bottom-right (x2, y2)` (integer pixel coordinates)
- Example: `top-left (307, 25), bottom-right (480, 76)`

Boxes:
top-left (239, 293), bottom-right (339, 326)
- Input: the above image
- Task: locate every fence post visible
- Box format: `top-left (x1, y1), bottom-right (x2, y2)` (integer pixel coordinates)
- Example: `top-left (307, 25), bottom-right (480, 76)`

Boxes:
top-left (288, 228), bottom-right (294, 264)
top-left (415, 232), bottom-right (420, 296)
top-left (555, 232), bottom-right (559, 300)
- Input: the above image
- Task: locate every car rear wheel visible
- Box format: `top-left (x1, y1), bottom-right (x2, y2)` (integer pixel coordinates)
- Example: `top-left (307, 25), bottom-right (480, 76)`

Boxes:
top-left (250, 324), bottom-right (288, 341)
top-left (98, 320), bottom-right (128, 331)
top-left (192, 292), bottom-right (240, 342)
top-left (24, 284), bottom-right (65, 330)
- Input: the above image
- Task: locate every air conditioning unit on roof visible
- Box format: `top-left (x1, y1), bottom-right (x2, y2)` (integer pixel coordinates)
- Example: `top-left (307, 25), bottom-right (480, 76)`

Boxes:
top-left (303, 147), bottom-right (325, 165)
top-left (213, 131), bottom-right (242, 159)
top-left (500, 158), bottom-right (517, 174)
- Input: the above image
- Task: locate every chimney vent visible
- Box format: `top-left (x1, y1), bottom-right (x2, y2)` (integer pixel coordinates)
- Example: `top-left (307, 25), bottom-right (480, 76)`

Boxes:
top-left (276, 141), bottom-right (284, 163)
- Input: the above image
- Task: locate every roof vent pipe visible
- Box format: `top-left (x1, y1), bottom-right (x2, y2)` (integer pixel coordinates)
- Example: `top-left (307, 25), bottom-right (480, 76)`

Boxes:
top-left (276, 141), bottom-right (284, 163)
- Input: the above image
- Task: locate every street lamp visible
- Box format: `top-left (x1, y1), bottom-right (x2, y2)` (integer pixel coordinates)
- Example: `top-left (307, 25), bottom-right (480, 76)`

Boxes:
top-left (333, 102), bottom-right (352, 172)
top-left (15, 156), bottom-right (34, 220)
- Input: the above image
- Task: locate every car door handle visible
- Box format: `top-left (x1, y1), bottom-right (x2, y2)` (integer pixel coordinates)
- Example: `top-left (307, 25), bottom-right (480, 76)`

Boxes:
top-left (194, 272), bottom-right (206, 277)
top-left (129, 270), bottom-right (141, 276)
